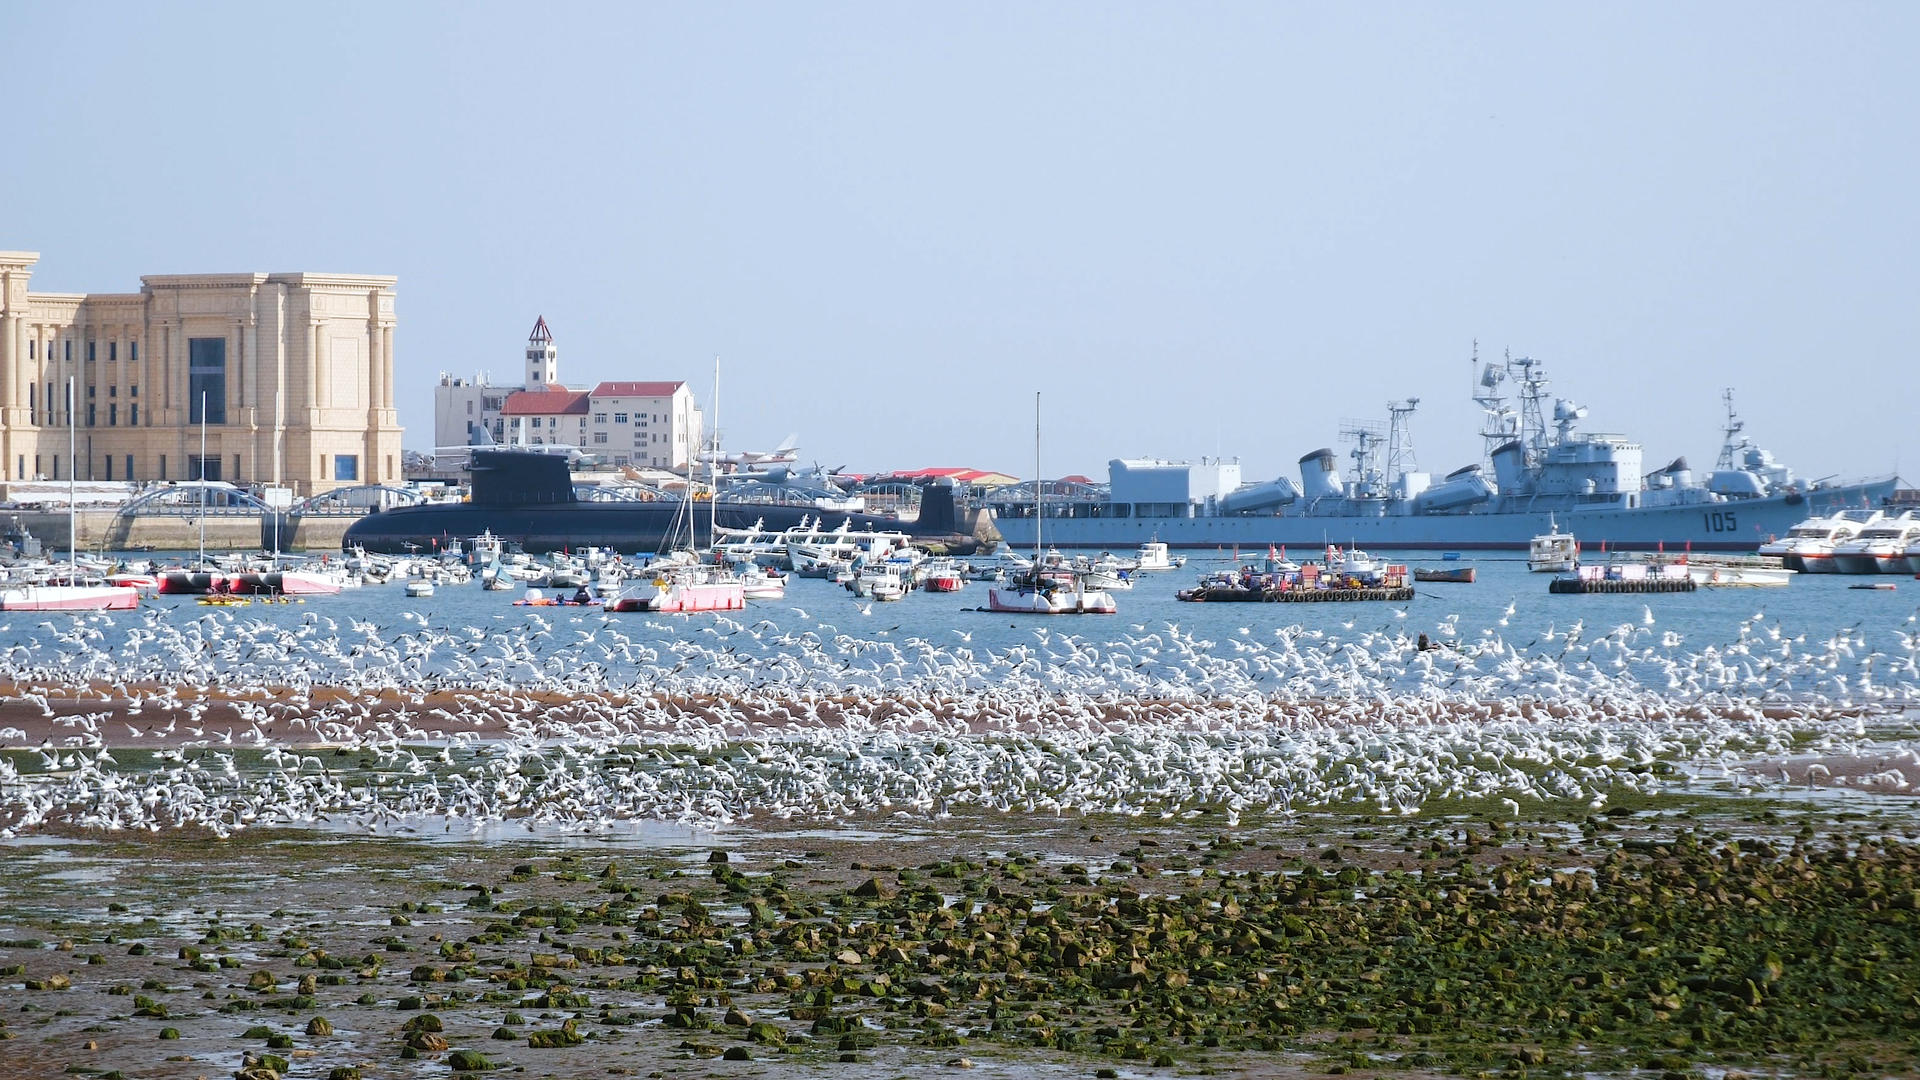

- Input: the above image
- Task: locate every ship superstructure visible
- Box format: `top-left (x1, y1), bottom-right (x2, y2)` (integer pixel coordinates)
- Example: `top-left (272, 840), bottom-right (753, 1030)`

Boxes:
top-left (987, 354), bottom-right (1898, 552)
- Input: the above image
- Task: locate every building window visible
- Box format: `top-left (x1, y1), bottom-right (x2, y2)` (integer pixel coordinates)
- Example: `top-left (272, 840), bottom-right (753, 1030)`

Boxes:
top-left (105, 456), bottom-right (112, 481)
top-left (87, 404), bottom-right (96, 427)
top-left (109, 342), bottom-right (117, 363)
top-left (159, 454), bottom-right (166, 480)
top-left (234, 453), bottom-right (241, 481)
top-left (335, 455), bottom-right (358, 482)
top-left (593, 413), bottom-right (607, 424)
top-left (613, 412), bottom-right (628, 424)
top-left (531, 417), bottom-right (542, 428)
top-left (190, 455), bottom-right (220, 481)
top-left (15, 455), bottom-right (21, 480)
top-left (87, 341), bottom-right (96, 363)
top-left (26, 341), bottom-right (33, 360)
top-left (188, 338), bottom-right (227, 424)
top-left (108, 404), bottom-right (117, 426)
top-left (130, 404), bottom-right (139, 426)
top-left (466, 400), bottom-right (474, 414)
top-left (593, 432), bottom-right (608, 444)
top-left (130, 384), bottom-right (138, 397)
top-left (125, 455), bottom-right (133, 480)
top-left (27, 384), bottom-right (34, 425)
top-left (108, 385), bottom-right (116, 397)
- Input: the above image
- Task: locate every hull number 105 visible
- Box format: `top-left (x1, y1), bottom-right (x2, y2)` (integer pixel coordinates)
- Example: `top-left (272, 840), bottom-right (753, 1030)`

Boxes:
top-left (1703, 511), bottom-right (1739, 533)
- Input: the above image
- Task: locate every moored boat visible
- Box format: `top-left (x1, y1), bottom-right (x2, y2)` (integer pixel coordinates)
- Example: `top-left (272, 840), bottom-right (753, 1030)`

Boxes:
top-left (1414, 566), bottom-right (1476, 583)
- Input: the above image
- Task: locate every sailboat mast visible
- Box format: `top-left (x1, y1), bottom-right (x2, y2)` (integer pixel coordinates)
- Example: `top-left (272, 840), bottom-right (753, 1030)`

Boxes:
top-left (199, 390), bottom-right (208, 563)
top-left (1033, 391), bottom-right (1041, 562)
top-left (67, 377), bottom-right (76, 574)
top-left (709, 356), bottom-right (719, 553)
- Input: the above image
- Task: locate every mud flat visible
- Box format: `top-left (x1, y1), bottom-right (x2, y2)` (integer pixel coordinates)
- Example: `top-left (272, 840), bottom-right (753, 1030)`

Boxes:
top-left (4, 799), bottom-right (1919, 1080)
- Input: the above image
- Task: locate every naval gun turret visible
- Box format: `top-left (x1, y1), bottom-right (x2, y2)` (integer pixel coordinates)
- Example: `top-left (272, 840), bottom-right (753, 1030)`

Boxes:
top-left (1298, 448), bottom-right (1342, 499)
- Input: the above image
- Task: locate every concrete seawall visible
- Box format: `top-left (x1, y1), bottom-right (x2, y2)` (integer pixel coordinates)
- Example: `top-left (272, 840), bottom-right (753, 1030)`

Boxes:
top-left (11, 511), bottom-right (357, 554)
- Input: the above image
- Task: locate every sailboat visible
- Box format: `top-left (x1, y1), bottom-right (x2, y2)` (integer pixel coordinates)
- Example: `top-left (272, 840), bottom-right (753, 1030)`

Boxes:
top-left (987, 393), bottom-right (1117, 615)
top-left (608, 359), bottom-right (746, 614)
top-left (1, 378), bottom-right (140, 612)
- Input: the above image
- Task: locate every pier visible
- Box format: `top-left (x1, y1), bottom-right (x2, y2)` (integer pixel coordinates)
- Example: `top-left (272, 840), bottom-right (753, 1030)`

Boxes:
top-left (1177, 585), bottom-right (1416, 603)
top-left (1548, 577), bottom-right (1696, 595)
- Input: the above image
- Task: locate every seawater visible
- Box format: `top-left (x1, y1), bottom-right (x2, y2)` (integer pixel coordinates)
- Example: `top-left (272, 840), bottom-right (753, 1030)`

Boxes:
top-left (2, 548), bottom-right (1913, 694)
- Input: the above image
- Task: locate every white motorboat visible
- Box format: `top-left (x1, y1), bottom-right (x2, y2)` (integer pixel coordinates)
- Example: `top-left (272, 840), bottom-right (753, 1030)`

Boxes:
top-left (1830, 512), bottom-right (1920, 574)
top-left (1132, 540), bottom-right (1186, 572)
top-left (1769, 510), bottom-right (1876, 574)
top-left (404, 579), bottom-right (435, 598)
top-left (1527, 520), bottom-right (1579, 573)
top-left (1905, 536), bottom-right (1920, 574)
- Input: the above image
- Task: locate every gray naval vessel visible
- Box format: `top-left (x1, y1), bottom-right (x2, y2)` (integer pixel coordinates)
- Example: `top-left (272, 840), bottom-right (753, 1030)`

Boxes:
top-left (988, 355), bottom-right (1901, 553)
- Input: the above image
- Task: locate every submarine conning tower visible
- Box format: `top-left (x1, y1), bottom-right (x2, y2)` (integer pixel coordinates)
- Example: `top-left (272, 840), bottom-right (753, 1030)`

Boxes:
top-left (469, 449), bottom-right (579, 506)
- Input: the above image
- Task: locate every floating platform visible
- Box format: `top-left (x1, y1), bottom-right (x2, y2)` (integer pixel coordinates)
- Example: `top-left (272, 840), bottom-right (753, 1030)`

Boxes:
top-left (1548, 577), bottom-right (1696, 594)
top-left (1177, 585), bottom-right (1415, 603)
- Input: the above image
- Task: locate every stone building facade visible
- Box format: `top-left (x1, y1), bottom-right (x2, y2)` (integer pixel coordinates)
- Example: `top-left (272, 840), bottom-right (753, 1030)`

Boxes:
top-left (0, 250), bottom-right (400, 496)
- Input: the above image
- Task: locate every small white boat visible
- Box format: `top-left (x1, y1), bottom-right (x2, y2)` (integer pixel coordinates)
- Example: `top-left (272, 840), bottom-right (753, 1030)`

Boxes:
top-left (404, 579), bottom-right (435, 598)
top-left (1528, 521), bottom-right (1579, 573)
top-left (1132, 540), bottom-right (1186, 572)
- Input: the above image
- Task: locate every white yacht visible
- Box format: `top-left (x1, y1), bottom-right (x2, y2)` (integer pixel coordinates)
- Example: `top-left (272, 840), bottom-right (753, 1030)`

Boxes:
top-left (1772, 510), bottom-right (1877, 574)
top-left (1830, 512), bottom-right (1920, 574)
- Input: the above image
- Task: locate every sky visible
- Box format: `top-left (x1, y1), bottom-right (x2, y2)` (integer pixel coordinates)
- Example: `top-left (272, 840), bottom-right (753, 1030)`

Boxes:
top-left (5, 2), bottom-right (1916, 486)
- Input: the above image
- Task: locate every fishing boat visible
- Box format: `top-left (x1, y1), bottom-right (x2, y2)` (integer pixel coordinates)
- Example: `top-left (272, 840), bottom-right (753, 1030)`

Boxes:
top-left (1413, 566), bottom-right (1476, 583)
top-left (1528, 519), bottom-right (1579, 573)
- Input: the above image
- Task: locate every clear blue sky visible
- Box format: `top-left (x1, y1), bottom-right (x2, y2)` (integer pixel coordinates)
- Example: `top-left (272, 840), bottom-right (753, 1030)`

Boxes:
top-left (6, 2), bottom-right (1915, 485)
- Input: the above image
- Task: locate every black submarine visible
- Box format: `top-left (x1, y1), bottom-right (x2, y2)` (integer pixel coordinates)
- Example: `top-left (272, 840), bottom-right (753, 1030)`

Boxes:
top-left (342, 449), bottom-right (980, 556)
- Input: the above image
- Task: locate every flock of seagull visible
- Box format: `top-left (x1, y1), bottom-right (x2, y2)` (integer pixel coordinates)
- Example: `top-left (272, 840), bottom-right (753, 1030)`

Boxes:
top-left (1, 601), bottom-right (1916, 838)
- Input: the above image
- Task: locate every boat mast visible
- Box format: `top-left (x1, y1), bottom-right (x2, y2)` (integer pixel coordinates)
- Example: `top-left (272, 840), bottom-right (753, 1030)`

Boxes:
top-left (198, 390), bottom-right (208, 564)
top-left (67, 377), bottom-right (75, 577)
top-left (709, 357), bottom-right (719, 553)
top-left (1033, 391), bottom-right (1041, 564)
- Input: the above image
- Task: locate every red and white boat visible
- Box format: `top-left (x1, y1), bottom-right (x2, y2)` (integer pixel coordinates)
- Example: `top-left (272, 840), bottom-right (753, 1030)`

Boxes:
top-left (920, 558), bottom-right (967, 593)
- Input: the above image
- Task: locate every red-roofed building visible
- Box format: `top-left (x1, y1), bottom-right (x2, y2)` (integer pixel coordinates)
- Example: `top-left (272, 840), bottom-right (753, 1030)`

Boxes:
top-left (886, 467), bottom-right (1022, 488)
top-left (434, 319), bottom-right (705, 468)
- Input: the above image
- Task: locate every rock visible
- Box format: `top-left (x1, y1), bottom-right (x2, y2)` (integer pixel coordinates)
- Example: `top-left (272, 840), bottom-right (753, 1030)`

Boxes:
top-left (835, 950), bottom-right (863, 966)
top-left (305, 1016), bottom-right (332, 1037)
top-left (407, 1031), bottom-right (450, 1052)
top-left (851, 877), bottom-right (895, 899)
top-left (722, 1046), bottom-right (751, 1060)
top-left (723, 1007), bottom-right (751, 1026)
top-left (527, 1019), bottom-right (583, 1048)
top-left (446, 1049), bottom-right (495, 1071)
top-left (325, 1069), bottom-right (361, 1080)
top-left (247, 970), bottom-right (276, 992)
top-left (402, 1014), bottom-right (444, 1033)
top-left (747, 1021), bottom-right (786, 1046)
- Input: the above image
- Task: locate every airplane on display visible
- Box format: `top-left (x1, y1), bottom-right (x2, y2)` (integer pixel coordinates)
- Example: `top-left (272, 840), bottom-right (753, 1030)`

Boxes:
top-left (699, 434), bottom-right (801, 471)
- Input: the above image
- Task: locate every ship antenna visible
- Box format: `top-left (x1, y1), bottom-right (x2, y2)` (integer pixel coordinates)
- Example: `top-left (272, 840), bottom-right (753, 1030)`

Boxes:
top-left (1716, 387), bottom-right (1744, 471)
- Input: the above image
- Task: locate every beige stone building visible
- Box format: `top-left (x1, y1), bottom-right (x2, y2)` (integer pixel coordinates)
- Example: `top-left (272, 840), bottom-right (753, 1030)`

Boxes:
top-left (0, 250), bottom-right (401, 497)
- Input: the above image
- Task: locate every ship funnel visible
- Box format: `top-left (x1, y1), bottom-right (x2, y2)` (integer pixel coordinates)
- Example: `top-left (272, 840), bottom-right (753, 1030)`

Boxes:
top-left (1489, 439), bottom-right (1528, 494)
top-left (1298, 448), bottom-right (1342, 499)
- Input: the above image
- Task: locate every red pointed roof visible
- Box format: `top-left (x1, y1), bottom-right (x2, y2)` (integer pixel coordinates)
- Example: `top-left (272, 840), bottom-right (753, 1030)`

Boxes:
top-left (528, 316), bottom-right (553, 344)
top-left (592, 380), bottom-right (686, 398)
top-left (501, 387), bottom-right (590, 416)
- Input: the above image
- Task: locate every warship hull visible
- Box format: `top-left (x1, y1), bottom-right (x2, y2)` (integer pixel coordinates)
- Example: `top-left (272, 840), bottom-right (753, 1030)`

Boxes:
top-left (991, 478), bottom-right (1900, 553)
